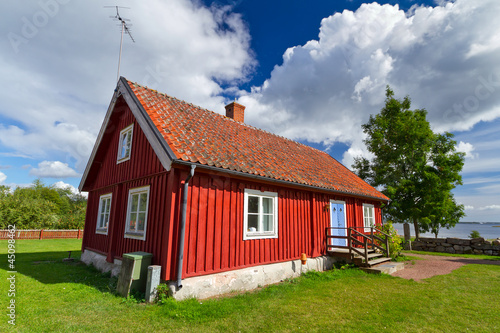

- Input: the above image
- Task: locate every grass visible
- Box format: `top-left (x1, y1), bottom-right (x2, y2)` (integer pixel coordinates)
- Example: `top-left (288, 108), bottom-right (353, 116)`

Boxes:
top-left (1, 240), bottom-right (499, 332)
top-left (404, 250), bottom-right (500, 261)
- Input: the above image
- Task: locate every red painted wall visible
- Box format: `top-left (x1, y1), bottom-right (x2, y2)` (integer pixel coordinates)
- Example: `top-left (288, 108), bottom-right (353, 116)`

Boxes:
top-left (81, 96), bottom-right (171, 266)
top-left (82, 97), bottom-right (165, 192)
top-left (174, 169), bottom-right (383, 280)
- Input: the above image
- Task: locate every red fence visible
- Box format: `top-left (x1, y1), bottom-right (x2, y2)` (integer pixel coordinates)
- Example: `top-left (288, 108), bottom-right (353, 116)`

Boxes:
top-left (0, 229), bottom-right (84, 240)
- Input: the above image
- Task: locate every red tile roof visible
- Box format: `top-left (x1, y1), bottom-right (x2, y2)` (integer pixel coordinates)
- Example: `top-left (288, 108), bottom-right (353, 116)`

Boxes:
top-left (127, 80), bottom-right (389, 201)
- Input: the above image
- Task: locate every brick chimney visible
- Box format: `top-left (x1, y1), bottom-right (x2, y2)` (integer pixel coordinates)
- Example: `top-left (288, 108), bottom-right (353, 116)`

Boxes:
top-left (225, 101), bottom-right (245, 123)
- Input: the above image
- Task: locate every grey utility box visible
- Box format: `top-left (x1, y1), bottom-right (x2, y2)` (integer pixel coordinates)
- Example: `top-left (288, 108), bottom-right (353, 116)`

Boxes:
top-left (117, 251), bottom-right (153, 297)
top-left (145, 265), bottom-right (162, 302)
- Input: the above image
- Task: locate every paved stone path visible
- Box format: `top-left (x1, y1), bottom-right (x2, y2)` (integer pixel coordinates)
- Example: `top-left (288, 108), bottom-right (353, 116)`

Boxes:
top-left (390, 253), bottom-right (500, 281)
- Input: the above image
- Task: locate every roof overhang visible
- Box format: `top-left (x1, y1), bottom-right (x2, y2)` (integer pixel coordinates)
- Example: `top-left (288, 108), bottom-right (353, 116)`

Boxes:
top-left (173, 160), bottom-right (390, 203)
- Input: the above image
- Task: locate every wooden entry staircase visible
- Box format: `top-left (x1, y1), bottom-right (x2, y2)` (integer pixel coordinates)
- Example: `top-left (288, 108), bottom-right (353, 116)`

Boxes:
top-left (326, 227), bottom-right (392, 267)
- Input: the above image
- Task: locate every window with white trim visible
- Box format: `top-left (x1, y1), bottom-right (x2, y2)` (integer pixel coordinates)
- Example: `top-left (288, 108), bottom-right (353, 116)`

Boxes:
top-left (124, 186), bottom-right (150, 240)
top-left (243, 189), bottom-right (278, 240)
top-left (363, 204), bottom-right (375, 232)
top-left (96, 193), bottom-right (112, 234)
top-left (117, 124), bottom-right (133, 163)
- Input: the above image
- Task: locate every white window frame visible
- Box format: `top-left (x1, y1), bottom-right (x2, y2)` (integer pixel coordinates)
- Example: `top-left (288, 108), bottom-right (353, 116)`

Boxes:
top-left (363, 203), bottom-right (375, 232)
top-left (117, 124), bottom-right (134, 163)
top-left (243, 189), bottom-right (278, 240)
top-left (124, 186), bottom-right (150, 241)
top-left (96, 193), bottom-right (112, 235)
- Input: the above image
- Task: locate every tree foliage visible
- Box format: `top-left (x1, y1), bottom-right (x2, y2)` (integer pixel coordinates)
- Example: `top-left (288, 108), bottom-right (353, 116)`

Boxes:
top-left (0, 180), bottom-right (87, 230)
top-left (353, 87), bottom-right (465, 238)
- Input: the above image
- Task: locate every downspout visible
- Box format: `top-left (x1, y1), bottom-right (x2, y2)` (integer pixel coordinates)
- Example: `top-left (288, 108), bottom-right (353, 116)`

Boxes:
top-left (176, 164), bottom-right (196, 289)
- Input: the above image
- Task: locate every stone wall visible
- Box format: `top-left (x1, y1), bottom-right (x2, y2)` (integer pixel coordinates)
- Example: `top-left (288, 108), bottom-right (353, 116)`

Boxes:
top-left (412, 237), bottom-right (500, 255)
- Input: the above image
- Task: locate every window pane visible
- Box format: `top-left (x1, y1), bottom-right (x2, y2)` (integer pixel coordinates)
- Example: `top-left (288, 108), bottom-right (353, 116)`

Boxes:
top-left (137, 213), bottom-right (146, 231)
top-left (139, 193), bottom-right (147, 212)
top-left (120, 136), bottom-right (126, 158)
top-left (126, 131), bottom-right (132, 146)
top-left (131, 194), bottom-right (138, 213)
top-left (129, 213), bottom-right (136, 232)
top-left (121, 133), bottom-right (130, 158)
top-left (98, 215), bottom-right (104, 228)
top-left (262, 197), bottom-right (273, 214)
top-left (105, 199), bottom-right (111, 213)
top-left (247, 214), bottom-right (258, 231)
top-left (263, 215), bottom-right (273, 232)
top-left (103, 213), bottom-right (109, 228)
top-left (248, 196), bottom-right (259, 213)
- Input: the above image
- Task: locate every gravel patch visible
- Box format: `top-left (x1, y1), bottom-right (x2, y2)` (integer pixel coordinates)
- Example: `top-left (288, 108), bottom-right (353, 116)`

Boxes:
top-left (390, 254), bottom-right (500, 281)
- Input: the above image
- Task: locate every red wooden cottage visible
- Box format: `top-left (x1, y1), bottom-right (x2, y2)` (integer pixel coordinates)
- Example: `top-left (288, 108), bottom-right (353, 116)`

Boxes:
top-left (79, 77), bottom-right (389, 299)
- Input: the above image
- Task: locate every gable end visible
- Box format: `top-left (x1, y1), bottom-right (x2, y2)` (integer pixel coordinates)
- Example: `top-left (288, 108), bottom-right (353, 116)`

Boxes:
top-left (79, 77), bottom-right (176, 191)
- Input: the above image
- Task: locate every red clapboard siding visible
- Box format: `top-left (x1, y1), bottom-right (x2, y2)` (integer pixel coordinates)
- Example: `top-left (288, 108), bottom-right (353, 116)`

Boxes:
top-left (81, 187), bottom-right (114, 254)
top-left (83, 97), bottom-right (165, 192)
top-left (174, 170), bottom-right (379, 280)
top-left (84, 159), bottom-right (384, 282)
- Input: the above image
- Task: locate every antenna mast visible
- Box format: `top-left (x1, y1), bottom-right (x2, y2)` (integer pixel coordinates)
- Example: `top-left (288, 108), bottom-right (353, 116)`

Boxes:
top-left (105, 6), bottom-right (135, 82)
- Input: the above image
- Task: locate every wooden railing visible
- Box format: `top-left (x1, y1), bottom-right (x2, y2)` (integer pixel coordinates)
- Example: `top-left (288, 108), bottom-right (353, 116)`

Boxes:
top-left (326, 226), bottom-right (391, 262)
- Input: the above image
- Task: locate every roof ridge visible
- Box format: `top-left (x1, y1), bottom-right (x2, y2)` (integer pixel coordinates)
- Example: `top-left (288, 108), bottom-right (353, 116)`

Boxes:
top-left (126, 79), bottom-right (338, 163)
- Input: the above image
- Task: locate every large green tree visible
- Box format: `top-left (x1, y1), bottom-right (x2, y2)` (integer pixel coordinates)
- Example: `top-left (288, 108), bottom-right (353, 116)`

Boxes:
top-left (353, 87), bottom-right (465, 238)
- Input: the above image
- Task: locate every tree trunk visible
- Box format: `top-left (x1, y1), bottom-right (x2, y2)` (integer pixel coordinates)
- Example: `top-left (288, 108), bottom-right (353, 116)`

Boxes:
top-left (413, 217), bottom-right (420, 240)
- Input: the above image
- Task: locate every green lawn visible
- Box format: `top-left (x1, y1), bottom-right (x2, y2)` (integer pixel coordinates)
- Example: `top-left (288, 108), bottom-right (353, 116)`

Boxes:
top-left (404, 250), bottom-right (500, 261)
top-left (1, 239), bottom-right (499, 332)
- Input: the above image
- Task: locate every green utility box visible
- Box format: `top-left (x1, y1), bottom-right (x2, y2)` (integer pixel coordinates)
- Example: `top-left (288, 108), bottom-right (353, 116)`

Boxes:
top-left (117, 251), bottom-right (153, 297)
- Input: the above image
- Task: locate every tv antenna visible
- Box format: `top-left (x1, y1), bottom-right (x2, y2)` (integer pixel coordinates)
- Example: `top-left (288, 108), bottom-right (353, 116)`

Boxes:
top-left (105, 6), bottom-right (135, 82)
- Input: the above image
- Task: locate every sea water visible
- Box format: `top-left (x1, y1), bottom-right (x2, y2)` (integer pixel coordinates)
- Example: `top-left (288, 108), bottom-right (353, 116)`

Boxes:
top-left (393, 222), bottom-right (500, 239)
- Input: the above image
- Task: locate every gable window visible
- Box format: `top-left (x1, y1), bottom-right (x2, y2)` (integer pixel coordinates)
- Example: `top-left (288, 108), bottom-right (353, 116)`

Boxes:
top-left (124, 186), bottom-right (150, 240)
top-left (243, 189), bottom-right (278, 240)
top-left (96, 193), bottom-right (112, 235)
top-left (117, 124), bottom-right (133, 163)
top-left (363, 204), bottom-right (375, 232)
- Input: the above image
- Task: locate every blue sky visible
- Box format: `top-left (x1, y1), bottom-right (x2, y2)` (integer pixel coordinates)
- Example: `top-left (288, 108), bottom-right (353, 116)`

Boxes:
top-left (0, 0), bottom-right (499, 222)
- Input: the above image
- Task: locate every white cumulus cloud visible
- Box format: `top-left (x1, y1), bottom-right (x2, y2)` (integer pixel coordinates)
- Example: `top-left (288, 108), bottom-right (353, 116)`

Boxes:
top-left (53, 180), bottom-right (88, 198)
top-left (0, 171), bottom-right (6, 184)
top-left (29, 161), bottom-right (80, 178)
top-left (239, 0), bottom-right (500, 168)
top-left (0, 0), bottom-right (254, 172)
top-left (478, 205), bottom-right (500, 211)
top-left (456, 141), bottom-right (477, 159)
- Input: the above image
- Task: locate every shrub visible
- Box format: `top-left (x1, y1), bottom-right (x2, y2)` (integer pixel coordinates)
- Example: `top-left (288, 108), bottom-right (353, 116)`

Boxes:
top-left (376, 222), bottom-right (403, 259)
top-left (469, 230), bottom-right (481, 239)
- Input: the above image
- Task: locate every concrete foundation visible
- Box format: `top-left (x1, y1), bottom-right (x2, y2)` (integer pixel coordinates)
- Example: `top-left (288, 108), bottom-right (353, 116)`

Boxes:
top-left (80, 249), bottom-right (122, 277)
top-left (168, 255), bottom-right (338, 300)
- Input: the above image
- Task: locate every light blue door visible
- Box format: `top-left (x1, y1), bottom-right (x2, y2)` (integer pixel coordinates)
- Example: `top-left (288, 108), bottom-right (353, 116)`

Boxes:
top-left (330, 202), bottom-right (346, 247)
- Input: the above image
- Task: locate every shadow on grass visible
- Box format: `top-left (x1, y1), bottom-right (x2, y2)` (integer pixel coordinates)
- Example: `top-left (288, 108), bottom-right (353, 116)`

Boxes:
top-left (0, 251), bottom-right (118, 294)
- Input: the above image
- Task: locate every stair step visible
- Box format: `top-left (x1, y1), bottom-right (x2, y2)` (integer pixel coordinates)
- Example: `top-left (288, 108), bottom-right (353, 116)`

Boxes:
top-left (353, 252), bottom-right (382, 259)
top-left (366, 257), bottom-right (392, 267)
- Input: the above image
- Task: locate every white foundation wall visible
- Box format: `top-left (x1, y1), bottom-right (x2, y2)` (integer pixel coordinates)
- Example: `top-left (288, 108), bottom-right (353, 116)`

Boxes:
top-left (80, 249), bottom-right (122, 277)
top-left (168, 256), bottom-right (338, 300)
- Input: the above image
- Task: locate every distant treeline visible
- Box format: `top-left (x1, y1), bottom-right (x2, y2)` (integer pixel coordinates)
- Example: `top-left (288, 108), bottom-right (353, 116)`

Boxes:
top-left (0, 180), bottom-right (87, 230)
